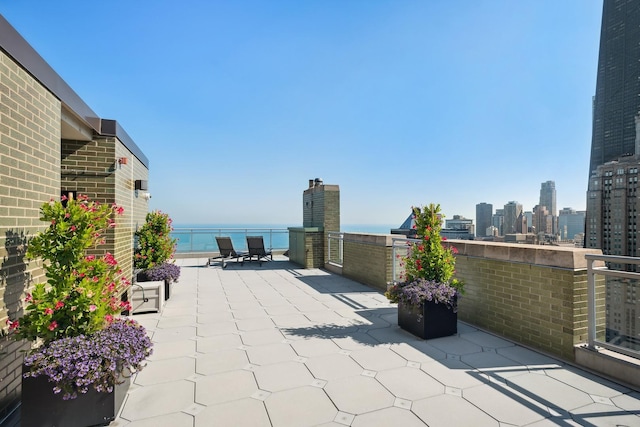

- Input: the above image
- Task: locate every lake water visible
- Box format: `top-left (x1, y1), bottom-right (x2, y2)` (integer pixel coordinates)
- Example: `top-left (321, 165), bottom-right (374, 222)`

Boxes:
top-left (171, 224), bottom-right (396, 253)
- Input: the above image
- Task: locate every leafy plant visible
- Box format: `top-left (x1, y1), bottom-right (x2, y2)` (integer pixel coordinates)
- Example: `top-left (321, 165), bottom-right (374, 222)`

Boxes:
top-left (23, 318), bottom-right (152, 400)
top-left (386, 203), bottom-right (463, 309)
top-left (134, 211), bottom-right (176, 270)
top-left (10, 195), bottom-right (131, 343)
top-left (6, 195), bottom-right (152, 399)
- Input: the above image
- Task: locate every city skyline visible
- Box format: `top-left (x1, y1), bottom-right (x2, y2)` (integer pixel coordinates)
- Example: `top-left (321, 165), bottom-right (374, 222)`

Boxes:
top-left (0, 2), bottom-right (603, 225)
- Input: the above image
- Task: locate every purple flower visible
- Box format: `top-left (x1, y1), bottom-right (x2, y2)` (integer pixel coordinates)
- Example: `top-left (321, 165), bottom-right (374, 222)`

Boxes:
top-left (23, 318), bottom-right (153, 400)
top-left (144, 262), bottom-right (181, 282)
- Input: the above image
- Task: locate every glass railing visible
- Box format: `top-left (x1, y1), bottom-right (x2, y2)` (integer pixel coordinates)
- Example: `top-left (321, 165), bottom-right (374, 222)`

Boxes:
top-left (391, 237), bottom-right (419, 282)
top-left (586, 253), bottom-right (640, 360)
top-left (171, 228), bottom-right (289, 254)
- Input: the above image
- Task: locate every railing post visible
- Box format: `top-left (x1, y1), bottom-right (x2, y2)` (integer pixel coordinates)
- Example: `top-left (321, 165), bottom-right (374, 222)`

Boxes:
top-left (587, 256), bottom-right (596, 350)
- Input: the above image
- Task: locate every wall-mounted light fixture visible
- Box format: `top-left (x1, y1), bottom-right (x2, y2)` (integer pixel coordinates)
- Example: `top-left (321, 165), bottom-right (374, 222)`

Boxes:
top-left (134, 180), bottom-right (148, 191)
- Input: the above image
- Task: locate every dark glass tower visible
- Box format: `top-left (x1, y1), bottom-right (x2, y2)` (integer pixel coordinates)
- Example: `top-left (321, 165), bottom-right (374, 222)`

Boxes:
top-left (588, 0), bottom-right (640, 175)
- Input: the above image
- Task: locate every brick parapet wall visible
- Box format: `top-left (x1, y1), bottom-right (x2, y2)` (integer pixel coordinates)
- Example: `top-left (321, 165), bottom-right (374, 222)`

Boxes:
top-left (437, 241), bottom-right (604, 361)
top-left (341, 233), bottom-right (400, 292)
top-left (0, 50), bottom-right (61, 422)
top-left (337, 236), bottom-right (605, 362)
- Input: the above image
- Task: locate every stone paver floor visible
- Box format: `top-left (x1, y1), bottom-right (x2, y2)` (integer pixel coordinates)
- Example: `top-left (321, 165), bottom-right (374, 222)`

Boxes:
top-left (111, 257), bottom-right (640, 427)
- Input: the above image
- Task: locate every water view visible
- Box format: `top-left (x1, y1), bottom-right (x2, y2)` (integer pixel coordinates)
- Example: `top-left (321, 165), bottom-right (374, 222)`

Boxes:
top-left (171, 224), bottom-right (395, 253)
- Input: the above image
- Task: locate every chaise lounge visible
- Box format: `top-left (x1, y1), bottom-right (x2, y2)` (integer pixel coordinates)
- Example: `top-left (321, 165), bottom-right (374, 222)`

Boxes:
top-left (244, 236), bottom-right (273, 265)
top-left (207, 236), bottom-right (247, 268)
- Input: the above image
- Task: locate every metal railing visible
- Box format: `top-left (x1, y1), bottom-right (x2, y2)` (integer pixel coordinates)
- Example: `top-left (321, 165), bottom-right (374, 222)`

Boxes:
top-left (586, 253), bottom-right (640, 360)
top-left (171, 228), bottom-right (289, 254)
top-left (391, 237), bottom-right (419, 283)
top-left (327, 232), bottom-right (344, 266)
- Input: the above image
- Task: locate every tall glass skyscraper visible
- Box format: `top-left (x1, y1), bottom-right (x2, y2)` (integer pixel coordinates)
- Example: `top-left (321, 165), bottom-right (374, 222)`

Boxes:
top-left (539, 181), bottom-right (557, 234)
top-left (588, 0), bottom-right (640, 174)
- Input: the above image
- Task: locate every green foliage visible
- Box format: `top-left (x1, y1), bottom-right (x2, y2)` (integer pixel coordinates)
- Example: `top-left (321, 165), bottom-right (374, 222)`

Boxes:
top-left (386, 203), bottom-right (464, 303)
top-left (9, 195), bottom-right (131, 344)
top-left (403, 204), bottom-right (456, 283)
top-left (134, 210), bottom-right (176, 270)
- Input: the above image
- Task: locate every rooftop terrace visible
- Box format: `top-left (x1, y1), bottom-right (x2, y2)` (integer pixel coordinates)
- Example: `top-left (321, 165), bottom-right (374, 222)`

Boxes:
top-left (111, 256), bottom-right (640, 427)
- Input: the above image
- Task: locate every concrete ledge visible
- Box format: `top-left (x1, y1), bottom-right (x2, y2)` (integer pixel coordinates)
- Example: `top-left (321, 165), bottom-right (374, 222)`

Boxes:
top-left (575, 345), bottom-right (640, 390)
top-left (446, 240), bottom-right (604, 270)
top-left (343, 232), bottom-right (404, 246)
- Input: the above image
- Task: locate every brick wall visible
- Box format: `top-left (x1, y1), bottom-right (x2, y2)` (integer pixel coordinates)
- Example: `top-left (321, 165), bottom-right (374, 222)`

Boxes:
top-left (342, 233), bottom-right (400, 292)
top-left (442, 241), bottom-right (604, 361)
top-left (61, 138), bottom-right (149, 288)
top-left (0, 50), bottom-right (61, 421)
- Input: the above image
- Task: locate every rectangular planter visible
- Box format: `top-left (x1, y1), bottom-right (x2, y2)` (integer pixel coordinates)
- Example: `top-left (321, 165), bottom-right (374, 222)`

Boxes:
top-left (131, 280), bottom-right (164, 314)
top-left (21, 365), bottom-right (130, 427)
top-left (398, 300), bottom-right (457, 340)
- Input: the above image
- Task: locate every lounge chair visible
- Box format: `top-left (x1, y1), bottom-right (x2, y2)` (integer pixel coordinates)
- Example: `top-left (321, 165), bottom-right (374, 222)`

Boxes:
top-left (207, 236), bottom-right (247, 268)
top-left (244, 236), bottom-right (273, 265)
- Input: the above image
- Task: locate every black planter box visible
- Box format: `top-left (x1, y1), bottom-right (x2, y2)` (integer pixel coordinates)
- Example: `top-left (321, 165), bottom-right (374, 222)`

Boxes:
top-left (21, 365), bottom-right (130, 427)
top-left (398, 299), bottom-right (457, 340)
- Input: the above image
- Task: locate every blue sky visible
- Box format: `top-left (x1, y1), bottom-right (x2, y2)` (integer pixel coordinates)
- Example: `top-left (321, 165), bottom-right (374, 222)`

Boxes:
top-left (1, 1), bottom-right (603, 227)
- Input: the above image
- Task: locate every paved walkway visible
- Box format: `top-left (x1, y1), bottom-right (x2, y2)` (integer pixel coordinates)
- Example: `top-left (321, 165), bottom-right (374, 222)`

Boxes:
top-left (112, 257), bottom-right (640, 427)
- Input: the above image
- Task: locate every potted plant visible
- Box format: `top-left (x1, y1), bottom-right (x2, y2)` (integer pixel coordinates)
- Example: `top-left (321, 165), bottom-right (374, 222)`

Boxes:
top-left (6, 195), bottom-right (153, 427)
top-left (385, 203), bottom-right (464, 339)
top-left (134, 210), bottom-right (178, 300)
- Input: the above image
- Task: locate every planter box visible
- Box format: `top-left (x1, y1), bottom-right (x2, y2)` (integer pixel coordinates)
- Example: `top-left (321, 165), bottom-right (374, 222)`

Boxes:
top-left (21, 365), bottom-right (130, 427)
top-left (398, 300), bottom-right (457, 340)
top-left (136, 271), bottom-right (172, 301)
top-left (131, 280), bottom-right (164, 314)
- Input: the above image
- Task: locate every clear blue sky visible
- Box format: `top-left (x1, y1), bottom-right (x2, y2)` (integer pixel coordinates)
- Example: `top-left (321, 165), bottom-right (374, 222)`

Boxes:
top-left (1, 1), bottom-right (603, 227)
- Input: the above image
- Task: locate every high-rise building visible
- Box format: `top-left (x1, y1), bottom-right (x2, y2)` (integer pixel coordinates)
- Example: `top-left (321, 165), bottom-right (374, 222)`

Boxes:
top-left (539, 181), bottom-right (557, 234)
top-left (588, 0), bottom-right (640, 175)
top-left (586, 0), bottom-right (640, 349)
top-left (558, 208), bottom-right (586, 241)
top-left (503, 201), bottom-right (522, 235)
top-left (492, 209), bottom-right (504, 236)
top-left (475, 203), bottom-right (493, 238)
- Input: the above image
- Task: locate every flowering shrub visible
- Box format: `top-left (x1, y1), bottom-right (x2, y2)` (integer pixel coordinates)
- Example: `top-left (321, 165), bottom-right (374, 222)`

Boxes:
top-left (23, 318), bottom-right (152, 400)
top-left (7, 195), bottom-right (152, 399)
top-left (386, 203), bottom-right (463, 310)
top-left (11, 195), bottom-right (131, 344)
top-left (144, 262), bottom-right (181, 282)
top-left (134, 211), bottom-right (176, 270)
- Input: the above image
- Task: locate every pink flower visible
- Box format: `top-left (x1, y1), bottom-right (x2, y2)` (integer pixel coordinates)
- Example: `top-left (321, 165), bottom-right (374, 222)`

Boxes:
top-left (89, 304), bottom-right (97, 312)
top-left (48, 321), bottom-right (58, 331)
top-left (44, 307), bottom-right (54, 315)
top-left (104, 253), bottom-right (118, 266)
top-left (105, 314), bottom-right (114, 324)
top-left (70, 225), bottom-right (77, 232)
top-left (6, 319), bottom-right (19, 330)
top-left (85, 255), bottom-right (95, 261)
top-left (55, 301), bottom-right (64, 310)
top-left (25, 293), bottom-right (33, 303)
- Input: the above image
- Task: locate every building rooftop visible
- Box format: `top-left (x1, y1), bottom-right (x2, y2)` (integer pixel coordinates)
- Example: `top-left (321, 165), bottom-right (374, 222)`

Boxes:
top-left (112, 256), bottom-right (640, 426)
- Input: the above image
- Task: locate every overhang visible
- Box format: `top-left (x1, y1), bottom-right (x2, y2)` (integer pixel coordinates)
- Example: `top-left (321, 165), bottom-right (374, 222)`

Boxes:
top-left (0, 14), bottom-right (149, 168)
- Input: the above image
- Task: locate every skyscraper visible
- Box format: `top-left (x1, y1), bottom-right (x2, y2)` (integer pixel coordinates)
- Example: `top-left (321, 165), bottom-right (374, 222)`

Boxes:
top-left (475, 202), bottom-right (493, 238)
top-left (586, 0), bottom-right (640, 348)
top-left (539, 181), bottom-right (557, 234)
top-left (503, 201), bottom-right (522, 235)
top-left (587, 0), bottom-right (640, 254)
top-left (588, 0), bottom-right (640, 175)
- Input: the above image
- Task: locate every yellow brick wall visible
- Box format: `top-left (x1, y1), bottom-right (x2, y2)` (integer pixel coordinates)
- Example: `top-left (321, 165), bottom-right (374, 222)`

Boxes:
top-left (0, 50), bottom-right (61, 421)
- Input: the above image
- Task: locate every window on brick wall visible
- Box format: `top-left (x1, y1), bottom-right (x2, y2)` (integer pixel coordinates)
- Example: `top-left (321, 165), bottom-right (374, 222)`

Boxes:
top-left (61, 190), bottom-right (77, 207)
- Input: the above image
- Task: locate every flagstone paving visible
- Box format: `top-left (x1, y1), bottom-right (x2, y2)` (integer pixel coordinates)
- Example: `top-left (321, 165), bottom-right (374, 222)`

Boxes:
top-left (112, 257), bottom-right (640, 426)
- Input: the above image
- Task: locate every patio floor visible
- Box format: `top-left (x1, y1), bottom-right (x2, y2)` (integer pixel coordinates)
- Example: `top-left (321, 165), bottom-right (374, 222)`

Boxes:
top-left (111, 257), bottom-right (640, 427)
